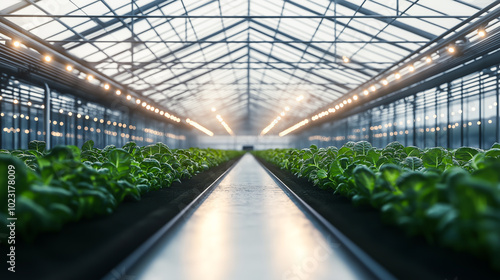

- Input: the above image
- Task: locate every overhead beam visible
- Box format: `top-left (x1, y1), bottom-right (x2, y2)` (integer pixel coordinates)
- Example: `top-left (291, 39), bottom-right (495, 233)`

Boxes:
top-left (37, 39), bottom-right (431, 44)
top-left (0, 15), bottom-right (472, 19)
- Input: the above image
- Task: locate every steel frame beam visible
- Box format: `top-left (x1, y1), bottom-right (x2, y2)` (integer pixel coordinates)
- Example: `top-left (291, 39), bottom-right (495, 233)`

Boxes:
top-left (0, 15), bottom-right (472, 19)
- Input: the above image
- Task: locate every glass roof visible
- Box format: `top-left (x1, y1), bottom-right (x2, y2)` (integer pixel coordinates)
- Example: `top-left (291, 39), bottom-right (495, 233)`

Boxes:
top-left (0, 0), bottom-right (496, 135)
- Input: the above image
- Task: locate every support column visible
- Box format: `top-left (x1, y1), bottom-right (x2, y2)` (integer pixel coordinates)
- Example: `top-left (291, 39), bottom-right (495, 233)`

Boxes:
top-left (44, 83), bottom-right (51, 149)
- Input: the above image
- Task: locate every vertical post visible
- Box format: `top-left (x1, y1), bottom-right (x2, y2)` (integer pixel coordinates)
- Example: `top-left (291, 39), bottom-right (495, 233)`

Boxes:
top-left (368, 110), bottom-right (373, 144)
top-left (435, 89), bottom-right (438, 147)
top-left (404, 99), bottom-right (408, 146)
top-left (392, 103), bottom-right (396, 143)
top-left (28, 88), bottom-right (32, 144)
top-left (460, 80), bottom-right (464, 147)
top-left (423, 92), bottom-right (426, 146)
top-left (334, 0), bottom-right (337, 62)
top-left (74, 99), bottom-right (78, 146)
top-left (44, 83), bottom-right (51, 150)
top-left (447, 83), bottom-right (451, 148)
top-left (496, 69), bottom-right (499, 142)
top-left (246, 0), bottom-right (251, 127)
top-left (412, 98), bottom-right (417, 146)
top-left (478, 73), bottom-right (483, 149)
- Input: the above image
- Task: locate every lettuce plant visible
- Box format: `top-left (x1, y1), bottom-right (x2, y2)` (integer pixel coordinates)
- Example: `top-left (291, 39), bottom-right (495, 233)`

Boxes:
top-left (0, 141), bottom-right (242, 241)
top-left (255, 141), bottom-right (500, 269)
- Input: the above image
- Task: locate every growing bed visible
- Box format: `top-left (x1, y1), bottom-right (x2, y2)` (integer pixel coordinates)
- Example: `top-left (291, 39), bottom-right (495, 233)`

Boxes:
top-left (255, 147), bottom-right (500, 280)
top-left (0, 153), bottom-right (241, 280)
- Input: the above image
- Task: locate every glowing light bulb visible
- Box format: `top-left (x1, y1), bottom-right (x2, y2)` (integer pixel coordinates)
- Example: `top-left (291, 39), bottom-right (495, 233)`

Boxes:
top-left (104, 84), bottom-right (110, 90)
top-left (66, 65), bottom-right (73, 71)
top-left (13, 41), bottom-right (21, 47)
top-left (382, 80), bottom-right (388, 86)
top-left (409, 65), bottom-right (415, 72)
top-left (395, 73), bottom-right (401, 79)
top-left (342, 56), bottom-right (350, 63)
top-left (426, 57), bottom-right (432, 63)
top-left (211, 107), bottom-right (216, 112)
top-left (115, 90), bottom-right (121, 95)
top-left (44, 55), bottom-right (52, 62)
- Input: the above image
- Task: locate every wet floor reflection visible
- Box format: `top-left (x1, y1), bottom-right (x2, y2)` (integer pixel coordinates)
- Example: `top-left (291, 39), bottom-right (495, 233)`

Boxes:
top-left (129, 154), bottom-right (374, 280)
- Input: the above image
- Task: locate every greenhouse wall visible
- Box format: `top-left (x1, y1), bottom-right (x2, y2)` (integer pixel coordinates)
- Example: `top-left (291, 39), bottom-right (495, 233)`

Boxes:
top-left (296, 64), bottom-right (500, 149)
top-left (197, 135), bottom-right (294, 150)
top-left (0, 73), bottom-right (196, 150)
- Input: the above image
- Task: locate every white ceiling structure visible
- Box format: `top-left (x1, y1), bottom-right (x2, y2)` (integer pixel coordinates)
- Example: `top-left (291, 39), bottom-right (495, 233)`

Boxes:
top-left (0, 0), bottom-right (497, 135)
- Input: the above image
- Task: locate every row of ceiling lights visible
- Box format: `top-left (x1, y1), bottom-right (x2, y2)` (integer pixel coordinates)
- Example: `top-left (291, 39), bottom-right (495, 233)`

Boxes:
top-left (210, 107), bottom-right (235, 136)
top-left (186, 118), bottom-right (213, 136)
top-left (9, 39), bottom-right (183, 123)
top-left (216, 114), bottom-right (234, 136)
top-left (11, 38), bottom-right (229, 137)
top-left (260, 95), bottom-right (304, 136)
top-left (278, 27), bottom-right (489, 137)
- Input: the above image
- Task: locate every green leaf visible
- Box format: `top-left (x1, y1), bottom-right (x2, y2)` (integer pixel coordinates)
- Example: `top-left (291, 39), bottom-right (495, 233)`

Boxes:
top-left (142, 143), bottom-right (170, 157)
top-left (107, 149), bottom-right (132, 174)
top-left (385, 141), bottom-right (404, 151)
top-left (403, 146), bottom-right (422, 157)
top-left (317, 169), bottom-right (328, 179)
top-left (28, 140), bottom-right (46, 153)
top-left (379, 164), bottom-right (402, 188)
top-left (485, 148), bottom-right (500, 158)
top-left (354, 141), bottom-right (372, 156)
top-left (491, 142), bottom-right (500, 149)
top-left (396, 172), bottom-right (429, 192)
top-left (338, 147), bottom-right (354, 156)
top-left (353, 165), bottom-right (375, 195)
top-left (422, 147), bottom-right (445, 168)
top-left (367, 149), bottom-right (380, 165)
top-left (403, 157), bottom-right (423, 171)
top-left (472, 160), bottom-right (500, 185)
top-left (454, 147), bottom-right (480, 162)
top-left (82, 140), bottom-right (95, 152)
top-left (141, 158), bottom-right (161, 171)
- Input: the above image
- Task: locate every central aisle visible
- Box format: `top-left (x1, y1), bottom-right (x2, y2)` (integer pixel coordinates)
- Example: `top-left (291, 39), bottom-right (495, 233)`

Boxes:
top-left (128, 154), bottom-right (374, 280)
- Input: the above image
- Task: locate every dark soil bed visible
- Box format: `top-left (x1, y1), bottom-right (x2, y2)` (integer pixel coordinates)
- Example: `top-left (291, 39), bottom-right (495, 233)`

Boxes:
top-left (1, 156), bottom-right (241, 280)
top-left (256, 156), bottom-right (500, 280)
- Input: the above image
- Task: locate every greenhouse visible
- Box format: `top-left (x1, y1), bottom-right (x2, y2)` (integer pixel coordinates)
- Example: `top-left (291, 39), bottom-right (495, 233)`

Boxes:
top-left (1, 0), bottom-right (500, 279)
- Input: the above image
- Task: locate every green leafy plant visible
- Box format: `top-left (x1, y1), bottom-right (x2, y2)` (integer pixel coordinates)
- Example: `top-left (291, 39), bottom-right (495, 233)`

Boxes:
top-left (0, 141), bottom-right (242, 241)
top-left (255, 141), bottom-right (500, 270)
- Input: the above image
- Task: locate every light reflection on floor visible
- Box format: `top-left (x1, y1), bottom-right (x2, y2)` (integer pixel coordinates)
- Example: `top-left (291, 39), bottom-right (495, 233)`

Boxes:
top-left (129, 154), bottom-right (374, 280)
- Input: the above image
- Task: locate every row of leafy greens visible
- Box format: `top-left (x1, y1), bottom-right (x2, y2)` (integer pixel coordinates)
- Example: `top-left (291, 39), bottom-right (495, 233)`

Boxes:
top-left (254, 141), bottom-right (500, 269)
top-left (0, 140), bottom-right (242, 241)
